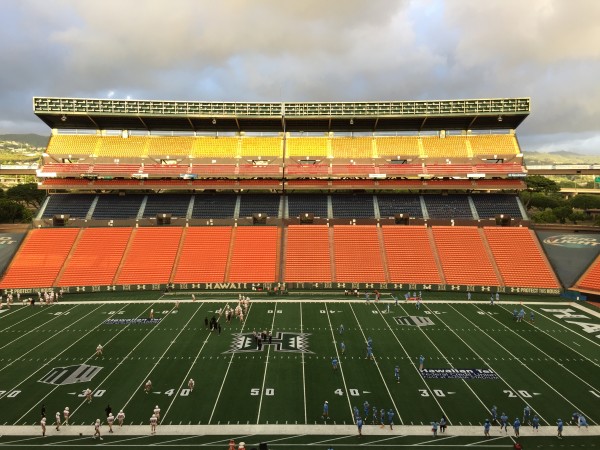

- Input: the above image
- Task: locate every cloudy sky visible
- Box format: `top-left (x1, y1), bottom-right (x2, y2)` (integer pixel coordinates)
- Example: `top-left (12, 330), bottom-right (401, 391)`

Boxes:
top-left (1, 0), bottom-right (599, 155)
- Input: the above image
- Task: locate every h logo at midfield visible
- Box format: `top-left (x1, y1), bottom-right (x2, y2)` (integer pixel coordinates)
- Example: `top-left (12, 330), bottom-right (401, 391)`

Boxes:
top-left (39, 364), bottom-right (102, 385)
top-left (393, 316), bottom-right (435, 327)
top-left (224, 331), bottom-right (313, 354)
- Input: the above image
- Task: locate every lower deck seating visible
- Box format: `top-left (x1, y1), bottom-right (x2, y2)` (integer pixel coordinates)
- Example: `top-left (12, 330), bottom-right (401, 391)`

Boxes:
top-left (432, 226), bottom-right (499, 286)
top-left (383, 227), bottom-right (441, 284)
top-left (472, 194), bottom-right (523, 219)
top-left (116, 228), bottom-right (182, 285)
top-left (333, 225), bottom-right (385, 282)
top-left (285, 225), bottom-right (331, 282)
top-left (173, 227), bottom-right (232, 283)
top-left (228, 227), bottom-right (278, 282)
top-left (92, 194), bottom-right (145, 219)
top-left (484, 227), bottom-right (560, 288)
top-left (331, 194), bottom-right (374, 218)
top-left (42, 194), bottom-right (96, 219)
top-left (424, 195), bottom-right (473, 219)
top-left (0, 228), bottom-right (79, 288)
top-left (238, 194), bottom-right (281, 218)
top-left (57, 228), bottom-right (132, 286)
top-left (576, 255), bottom-right (600, 292)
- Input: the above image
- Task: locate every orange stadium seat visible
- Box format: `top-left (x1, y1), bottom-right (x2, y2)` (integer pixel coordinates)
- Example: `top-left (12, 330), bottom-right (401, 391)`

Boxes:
top-left (57, 227), bottom-right (132, 287)
top-left (116, 228), bottom-right (182, 285)
top-left (285, 225), bottom-right (331, 282)
top-left (432, 226), bottom-right (499, 286)
top-left (0, 228), bottom-right (79, 289)
top-left (484, 227), bottom-right (560, 288)
top-left (173, 227), bottom-right (232, 283)
top-left (333, 225), bottom-right (385, 282)
top-left (383, 226), bottom-right (442, 284)
top-left (228, 227), bottom-right (279, 283)
top-left (576, 255), bottom-right (600, 292)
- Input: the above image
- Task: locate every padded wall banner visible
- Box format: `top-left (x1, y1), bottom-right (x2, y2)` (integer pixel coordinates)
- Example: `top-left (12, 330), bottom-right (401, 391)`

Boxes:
top-left (0, 232), bottom-right (26, 276)
top-left (536, 231), bottom-right (600, 288)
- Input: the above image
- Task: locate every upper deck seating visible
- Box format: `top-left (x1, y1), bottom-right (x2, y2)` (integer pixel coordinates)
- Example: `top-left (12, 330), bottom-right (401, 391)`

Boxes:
top-left (92, 194), bottom-right (145, 219)
top-left (191, 193), bottom-right (237, 219)
top-left (142, 194), bottom-right (191, 218)
top-left (238, 194), bottom-right (281, 218)
top-left (424, 194), bottom-right (473, 219)
top-left (377, 194), bottom-right (423, 218)
top-left (472, 194), bottom-right (523, 219)
top-left (287, 194), bottom-right (329, 218)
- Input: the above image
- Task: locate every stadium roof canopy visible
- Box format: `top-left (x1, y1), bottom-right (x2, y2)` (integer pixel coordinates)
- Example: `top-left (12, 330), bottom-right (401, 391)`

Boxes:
top-left (34, 97), bottom-right (529, 133)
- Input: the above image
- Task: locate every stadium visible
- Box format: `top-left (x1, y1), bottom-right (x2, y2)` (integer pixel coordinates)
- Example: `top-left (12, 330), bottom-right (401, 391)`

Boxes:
top-left (0, 96), bottom-right (598, 449)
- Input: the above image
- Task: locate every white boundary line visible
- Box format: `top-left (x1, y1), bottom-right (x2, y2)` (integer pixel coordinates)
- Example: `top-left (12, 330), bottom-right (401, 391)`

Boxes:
top-left (324, 302), bottom-right (354, 422)
top-left (207, 303), bottom-right (253, 424)
top-left (348, 303), bottom-right (402, 424)
top-left (300, 302), bottom-right (307, 423)
top-left (373, 302), bottom-right (451, 424)
top-left (459, 303), bottom-right (596, 424)
top-left (118, 303), bottom-right (202, 416)
top-left (256, 302), bottom-right (278, 423)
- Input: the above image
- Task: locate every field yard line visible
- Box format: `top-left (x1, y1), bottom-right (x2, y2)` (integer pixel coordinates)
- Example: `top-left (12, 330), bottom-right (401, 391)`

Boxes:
top-left (153, 433), bottom-right (256, 446)
top-left (160, 302), bottom-right (230, 424)
top-left (398, 302), bottom-right (490, 420)
top-left (10, 302), bottom-right (135, 422)
top-left (208, 303), bottom-right (253, 424)
top-left (466, 434), bottom-right (513, 446)
top-left (256, 302), bottom-right (279, 424)
top-left (0, 304), bottom-right (105, 400)
top-left (422, 303), bottom-right (550, 425)
top-left (504, 304), bottom-right (600, 356)
top-left (0, 304), bottom-right (80, 350)
top-left (457, 304), bottom-right (596, 425)
top-left (0, 308), bottom-right (84, 374)
top-left (300, 302), bottom-right (307, 424)
top-left (0, 304), bottom-right (49, 328)
top-left (414, 434), bottom-right (458, 446)
top-left (374, 303), bottom-right (451, 424)
top-left (324, 302), bottom-right (354, 421)
top-left (348, 303), bottom-right (402, 424)
top-left (118, 303), bottom-right (202, 417)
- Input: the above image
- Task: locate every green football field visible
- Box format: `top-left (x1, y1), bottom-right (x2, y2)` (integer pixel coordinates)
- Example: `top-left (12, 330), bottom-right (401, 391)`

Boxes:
top-left (0, 291), bottom-right (599, 449)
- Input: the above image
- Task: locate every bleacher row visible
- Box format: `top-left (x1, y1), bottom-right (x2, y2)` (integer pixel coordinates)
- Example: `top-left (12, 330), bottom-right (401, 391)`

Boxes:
top-left (40, 193), bottom-right (525, 220)
top-left (46, 133), bottom-right (520, 159)
top-left (0, 225), bottom-right (559, 289)
top-left (574, 254), bottom-right (600, 293)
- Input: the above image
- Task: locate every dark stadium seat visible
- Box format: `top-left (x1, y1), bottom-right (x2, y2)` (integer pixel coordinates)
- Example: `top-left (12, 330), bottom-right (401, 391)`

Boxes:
top-left (91, 194), bottom-right (145, 219)
top-left (287, 194), bottom-right (328, 218)
top-left (377, 194), bottom-right (423, 218)
top-left (424, 194), bottom-right (473, 219)
top-left (42, 193), bottom-right (96, 219)
top-left (471, 194), bottom-right (523, 219)
top-left (331, 193), bottom-right (374, 218)
top-left (191, 193), bottom-right (237, 219)
top-left (238, 194), bottom-right (281, 218)
top-left (142, 194), bottom-right (192, 218)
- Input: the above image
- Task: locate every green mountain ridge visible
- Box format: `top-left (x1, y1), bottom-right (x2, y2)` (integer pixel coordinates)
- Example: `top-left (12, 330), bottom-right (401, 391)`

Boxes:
top-left (0, 133), bottom-right (48, 148)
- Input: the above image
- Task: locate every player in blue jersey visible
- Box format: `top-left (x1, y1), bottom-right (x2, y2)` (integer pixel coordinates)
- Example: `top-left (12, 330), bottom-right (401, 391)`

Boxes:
top-left (530, 311), bottom-right (535, 323)
top-left (523, 405), bottom-right (531, 425)
top-left (363, 401), bottom-right (369, 419)
top-left (353, 406), bottom-right (360, 420)
top-left (467, 291), bottom-right (472, 301)
top-left (339, 324), bottom-right (344, 334)
top-left (356, 416), bottom-right (363, 436)
top-left (372, 406), bottom-right (378, 425)
top-left (518, 308), bottom-right (525, 322)
top-left (340, 341), bottom-right (345, 356)
top-left (513, 418), bottom-right (521, 437)
top-left (500, 412), bottom-right (509, 433)
top-left (380, 409), bottom-right (385, 428)
top-left (513, 308), bottom-right (518, 321)
top-left (484, 419), bottom-right (491, 437)
top-left (387, 409), bottom-right (395, 430)
top-left (490, 405), bottom-right (498, 423)
top-left (394, 365), bottom-right (400, 383)
top-left (557, 418), bottom-right (563, 439)
top-left (367, 336), bottom-right (373, 347)
top-left (366, 345), bottom-right (374, 360)
top-left (419, 355), bottom-right (425, 370)
top-left (431, 421), bottom-right (438, 437)
top-left (322, 401), bottom-right (329, 420)
top-left (490, 294), bottom-right (494, 306)
top-left (332, 357), bottom-right (338, 371)
top-left (571, 411), bottom-right (579, 425)
top-left (532, 415), bottom-right (540, 432)
top-left (578, 415), bottom-right (588, 429)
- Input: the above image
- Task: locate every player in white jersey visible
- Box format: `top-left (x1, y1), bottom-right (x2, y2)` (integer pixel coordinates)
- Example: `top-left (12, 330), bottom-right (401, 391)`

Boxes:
top-left (40, 416), bottom-right (47, 437)
top-left (188, 378), bottom-right (195, 392)
top-left (145, 380), bottom-right (152, 394)
top-left (95, 344), bottom-right (103, 358)
top-left (93, 419), bottom-right (103, 440)
top-left (63, 406), bottom-right (70, 425)
top-left (149, 309), bottom-right (154, 319)
top-left (153, 405), bottom-right (161, 420)
top-left (85, 387), bottom-right (93, 404)
top-left (107, 412), bottom-right (114, 433)
top-left (55, 411), bottom-right (61, 431)
top-left (150, 414), bottom-right (158, 434)
top-left (117, 410), bottom-right (125, 427)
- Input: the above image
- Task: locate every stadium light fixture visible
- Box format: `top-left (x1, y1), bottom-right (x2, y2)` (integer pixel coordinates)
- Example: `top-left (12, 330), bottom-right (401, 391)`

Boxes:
top-left (60, 115), bottom-right (67, 122)
top-left (497, 115), bottom-right (503, 122)
top-left (212, 118), bottom-right (217, 125)
top-left (349, 119), bottom-right (354, 125)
